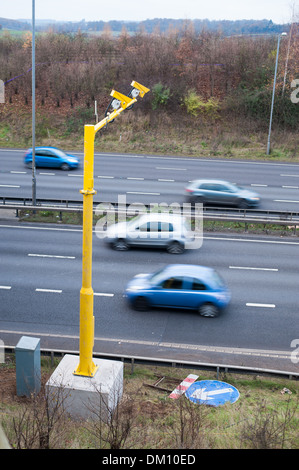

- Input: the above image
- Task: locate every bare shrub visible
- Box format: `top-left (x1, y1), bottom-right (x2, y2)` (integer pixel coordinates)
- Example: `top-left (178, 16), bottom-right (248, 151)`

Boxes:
top-left (239, 397), bottom-right (299, 449)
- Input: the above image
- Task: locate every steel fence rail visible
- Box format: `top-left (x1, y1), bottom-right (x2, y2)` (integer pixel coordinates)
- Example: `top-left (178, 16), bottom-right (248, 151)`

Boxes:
top-left (1, 200), bottom-right (299, 233)
top-left (3, 345), bottom-right (299, 380)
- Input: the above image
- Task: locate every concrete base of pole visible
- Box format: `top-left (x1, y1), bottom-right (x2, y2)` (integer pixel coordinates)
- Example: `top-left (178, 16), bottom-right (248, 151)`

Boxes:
top-left (46, 354), bottom-right (123, 422)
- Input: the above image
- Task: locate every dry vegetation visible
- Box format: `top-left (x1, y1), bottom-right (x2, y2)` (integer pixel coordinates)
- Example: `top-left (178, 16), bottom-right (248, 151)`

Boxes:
top-left (0, 26), bottom-right (298, 160)
top-left (0, 355), bottom-right (298, 449)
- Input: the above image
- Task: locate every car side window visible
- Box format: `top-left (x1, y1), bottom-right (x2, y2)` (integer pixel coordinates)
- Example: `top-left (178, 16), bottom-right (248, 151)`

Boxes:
top-left (199, 183), bottom-right (216, 190)
top-left (161, 277), bottom-right (183, 289)
top-left (214, 184), bottom-right (229, 192)
top-left (192, 279), bottom-right (207, 291)
top-left (159, 222), bottom-right (173, 232)
top-left (138, 223), bottom-right (149, 232)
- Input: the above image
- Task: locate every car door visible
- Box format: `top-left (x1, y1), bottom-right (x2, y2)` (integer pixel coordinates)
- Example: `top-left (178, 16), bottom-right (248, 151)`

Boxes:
top-left (152, 276), bottom-right (190, 308)
top-left (183, 277), bottom-right (212, 308)
top-left (35, 149), bottom-right (59, 168)
top-left (197, 183), bottom-right (217, 203)
top-left (127, 220), bottom-right (160, 246)
top-left (213, 183), bottom-right (238, 205)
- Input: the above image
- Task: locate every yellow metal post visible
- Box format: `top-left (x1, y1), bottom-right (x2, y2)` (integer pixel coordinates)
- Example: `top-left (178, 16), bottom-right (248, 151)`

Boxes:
top-left (73, 82), bottom-right (149, 377)
top-left (74, 124), bottom-right (98, 377)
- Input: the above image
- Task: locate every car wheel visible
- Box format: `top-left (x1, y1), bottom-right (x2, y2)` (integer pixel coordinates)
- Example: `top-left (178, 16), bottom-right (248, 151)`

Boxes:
top-left (198, 303), bottom-right (219, 318)
top-left (238, 199), bottom-right (249, 209)
top-left (112, 239), bottom-right (129, 251)
top-left (61, 163), bottom-right (70, 171)
top-left (132, 296), bottom-right (150, 311)
top-left (167, 241), bottom-right (184, 254)
top-left (26, 162), bottom-right (32, 169)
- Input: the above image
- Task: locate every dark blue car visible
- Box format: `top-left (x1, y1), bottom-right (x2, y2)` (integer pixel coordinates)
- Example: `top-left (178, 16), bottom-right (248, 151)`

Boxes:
top-left (125, 264), bottom-right (231, 317)
top-left (24, 146), bottom-right (80, 170)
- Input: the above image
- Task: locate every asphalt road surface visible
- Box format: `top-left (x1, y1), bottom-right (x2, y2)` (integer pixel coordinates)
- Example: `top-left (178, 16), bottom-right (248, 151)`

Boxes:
top-left (0, 219), bottom-right (298, 374)
top-left (1, 149), bottom-right (299, 211)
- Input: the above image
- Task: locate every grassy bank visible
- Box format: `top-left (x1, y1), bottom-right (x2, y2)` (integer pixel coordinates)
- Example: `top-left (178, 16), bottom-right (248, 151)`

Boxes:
top-left (0, 107), bottom-right (298, 162)
top-left (0, 355), bottom-right (298, 449)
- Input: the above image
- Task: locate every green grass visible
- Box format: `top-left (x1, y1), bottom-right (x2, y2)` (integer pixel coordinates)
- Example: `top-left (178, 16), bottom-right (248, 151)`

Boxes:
top-left (0, 356), bottom-right (298, 449)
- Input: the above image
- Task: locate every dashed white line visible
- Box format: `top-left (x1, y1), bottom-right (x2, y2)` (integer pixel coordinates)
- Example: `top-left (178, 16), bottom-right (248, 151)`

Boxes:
top-left (127, 191), bottom-right (160, 195)
top-left (282, 186), bottom-right (299, 189)
top-left (229, 266), bottom-right (278, 271)
top-left (246, 303), bottom-right (276, 308)
top-left (0, 184), bottom-right (20, 188)
top-left (274, 199), bottom-right (299, 203)
top-left (156, 166), bottom-right (186, 171)
top-left (251, 184), bottom-right (268, 187)
top-left (39, 172), bottom-right (55, 176)
top-left (280, 174), bottom-right (299, 177)
top-left (127, 177), bottom-right (144, 180)
top-left (28, 254), bottom-right (75, 259)
top-left (158, 178), bottom-right (175, 182)
top-left (0, 286), bottom-right (11, 290)
top-left (94, 292), bottom-right (114, 297)
top-left (35, 288), bottom-right (62, 293)
top-left (10, 171), bottom-right (27, 174)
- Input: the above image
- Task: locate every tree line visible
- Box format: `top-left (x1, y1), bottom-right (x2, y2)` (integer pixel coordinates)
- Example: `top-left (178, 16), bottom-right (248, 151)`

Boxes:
top-left (1, 26), bottom-right (298, 128)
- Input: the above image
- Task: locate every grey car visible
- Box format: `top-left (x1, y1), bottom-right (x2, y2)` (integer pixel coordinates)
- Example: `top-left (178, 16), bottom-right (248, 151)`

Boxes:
top-left (185, 179), bottom-right (260, 208)
top-left (104, 213), bottom-right (195, 254)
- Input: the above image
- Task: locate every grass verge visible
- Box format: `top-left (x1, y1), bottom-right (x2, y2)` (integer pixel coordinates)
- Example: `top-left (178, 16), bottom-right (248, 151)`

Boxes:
top-left (0, 354), bottom-right (298, 449)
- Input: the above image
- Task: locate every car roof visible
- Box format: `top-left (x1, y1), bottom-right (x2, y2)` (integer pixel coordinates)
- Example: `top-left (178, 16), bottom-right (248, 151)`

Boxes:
top-left (26, 146), bottom-right (60, 151)
top-left (189, 179), bottom-right (232, 185)
top-left (134, 213), bottom-right (185, 222)
top-left (161, 264), bottom-right (215, 278)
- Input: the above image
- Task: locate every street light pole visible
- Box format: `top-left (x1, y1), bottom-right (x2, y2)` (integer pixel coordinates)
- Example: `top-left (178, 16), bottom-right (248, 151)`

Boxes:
top-left (266, 32), bottom-right (287, 155)
top-left (32, 0), bottom-right (36, 205)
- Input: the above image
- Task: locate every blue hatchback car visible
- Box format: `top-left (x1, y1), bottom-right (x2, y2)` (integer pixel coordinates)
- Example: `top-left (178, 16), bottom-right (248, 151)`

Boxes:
top-left (125, 264), bottom-right (230, 317)
top-left (24, 146), bottom-right (80, 170)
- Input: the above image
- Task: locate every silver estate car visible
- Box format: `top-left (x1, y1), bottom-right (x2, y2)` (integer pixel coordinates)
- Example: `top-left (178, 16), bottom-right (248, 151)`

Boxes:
top-left (185, 179), bottom-right (260, 208)
top-left (104, 213), bottom-right (195, 254)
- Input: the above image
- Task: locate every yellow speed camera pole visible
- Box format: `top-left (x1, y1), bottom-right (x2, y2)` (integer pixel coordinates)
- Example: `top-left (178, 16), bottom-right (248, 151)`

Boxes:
top-left (74, 81), bottom-right (149, 377)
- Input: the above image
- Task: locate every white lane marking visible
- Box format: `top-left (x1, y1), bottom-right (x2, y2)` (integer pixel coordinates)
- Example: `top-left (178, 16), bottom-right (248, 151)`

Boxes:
top-left (10, 171), bottom-right (27, 174)
top-left (94, 292), bottom-right (114, 297)
top-left (35, 288), bottom-right (62, 293)
top-left (127, 191), bottom-right (160, 195)
top-left (0, 224), bottom-right (82, 232)
top-left (205, 236), bottom-right (299, 245)
top-left (68, 174), bottom-right (83, 177)
top-left (28, 254), bottom-right (75, 259)
top-left (0, 184), bottom-right (20, 188)
top-left (282, 185), bottom-right (299, 189)
top-left (127, 177), bottom-right (144, 180)
top-left (251, 184), bottom-right (268, 187)
top-left (39, 172), bottom-right (55, 176)
top-left (246, 303), bottom-right (275, 308)
top-left (0, 286), bottom-right (11, 290)
top-left (274, 199), bottom-right (299, 203)
top-left (158, 178), bottom-right (175, 182)
top-left (280, 174), bottom-right (299, 177)
top-left (229, 266), bottom-right (278, 271)
top-left (156, 166), bottom-right (186, 171)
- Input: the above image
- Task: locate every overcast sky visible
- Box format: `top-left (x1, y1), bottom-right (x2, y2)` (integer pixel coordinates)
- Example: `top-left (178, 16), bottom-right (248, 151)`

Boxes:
top-left (0, 0), bottom-right (297, 24)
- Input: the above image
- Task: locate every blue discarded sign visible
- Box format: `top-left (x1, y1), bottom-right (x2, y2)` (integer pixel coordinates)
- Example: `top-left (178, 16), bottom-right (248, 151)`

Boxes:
top-left (185, 380), bottom-right (240, 407)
